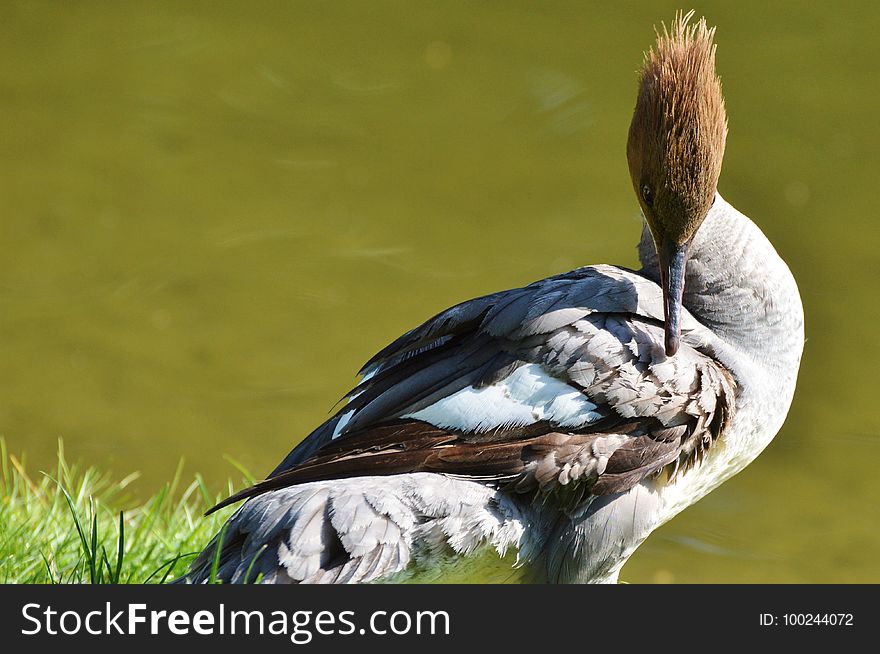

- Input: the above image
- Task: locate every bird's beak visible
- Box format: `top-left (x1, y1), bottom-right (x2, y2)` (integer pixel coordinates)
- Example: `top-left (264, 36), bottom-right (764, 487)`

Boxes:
top-left (657, 237), bottom-right (691, 357)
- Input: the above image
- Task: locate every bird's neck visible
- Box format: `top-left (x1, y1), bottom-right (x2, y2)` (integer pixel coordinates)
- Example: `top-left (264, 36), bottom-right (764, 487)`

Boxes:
top-left (638, 194), bottom-right (805, 377)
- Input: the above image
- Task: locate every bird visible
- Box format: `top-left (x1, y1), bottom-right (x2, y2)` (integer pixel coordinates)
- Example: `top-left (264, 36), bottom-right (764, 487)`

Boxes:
top-left (181, 12), bottom-right (804, 584)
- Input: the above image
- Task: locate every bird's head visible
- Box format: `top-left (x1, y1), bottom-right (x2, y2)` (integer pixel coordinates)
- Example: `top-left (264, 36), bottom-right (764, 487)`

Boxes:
top-left (626, 11), bottom-right (728, 356)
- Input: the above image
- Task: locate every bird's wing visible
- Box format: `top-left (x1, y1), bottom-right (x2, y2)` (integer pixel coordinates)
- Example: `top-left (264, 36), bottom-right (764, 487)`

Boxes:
top-left (208, 264), bottom-right (735, 515)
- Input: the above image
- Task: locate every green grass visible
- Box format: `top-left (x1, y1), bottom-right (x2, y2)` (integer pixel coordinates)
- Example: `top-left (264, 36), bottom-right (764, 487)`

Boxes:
top-left (0, 438), bottom-right (239, 584)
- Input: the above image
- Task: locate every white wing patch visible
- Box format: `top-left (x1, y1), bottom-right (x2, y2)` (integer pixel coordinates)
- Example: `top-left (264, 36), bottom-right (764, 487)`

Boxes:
top-left (332, 409), bottom-right (355, 439)
top-left (404, 363), bottom-right (603, 432)
top-left (332, 368), bottom-right (379, 439)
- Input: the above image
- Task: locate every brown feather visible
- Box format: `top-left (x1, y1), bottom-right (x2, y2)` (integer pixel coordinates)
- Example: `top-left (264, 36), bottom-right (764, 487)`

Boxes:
top-left (205, 411), bottom-right (726, 516)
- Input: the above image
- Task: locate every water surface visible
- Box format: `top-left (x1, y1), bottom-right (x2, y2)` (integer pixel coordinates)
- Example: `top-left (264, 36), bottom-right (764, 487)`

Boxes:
top-left (2, 1), bottom-right (878, 582)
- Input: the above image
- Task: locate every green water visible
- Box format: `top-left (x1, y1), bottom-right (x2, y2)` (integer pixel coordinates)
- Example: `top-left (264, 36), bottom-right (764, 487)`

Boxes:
top-left (2, 1), bottom-right (878, 583)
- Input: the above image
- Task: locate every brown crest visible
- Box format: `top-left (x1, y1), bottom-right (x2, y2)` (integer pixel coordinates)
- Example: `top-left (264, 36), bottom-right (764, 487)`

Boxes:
top-left (627, 10), bottom-right (728, 246)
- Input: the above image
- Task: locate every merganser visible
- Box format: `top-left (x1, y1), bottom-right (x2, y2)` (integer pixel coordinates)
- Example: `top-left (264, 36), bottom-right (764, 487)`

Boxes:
top-left (183, 12), bottom-right (804, 584)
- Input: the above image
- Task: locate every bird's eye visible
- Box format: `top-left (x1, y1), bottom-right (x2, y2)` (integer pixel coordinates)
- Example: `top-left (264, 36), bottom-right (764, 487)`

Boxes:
top-left (641, 184), bottom-right (654, 208)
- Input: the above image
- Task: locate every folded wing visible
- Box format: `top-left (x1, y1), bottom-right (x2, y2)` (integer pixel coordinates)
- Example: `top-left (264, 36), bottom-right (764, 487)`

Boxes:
top-left (209, 265), bottom-right (735, 515)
